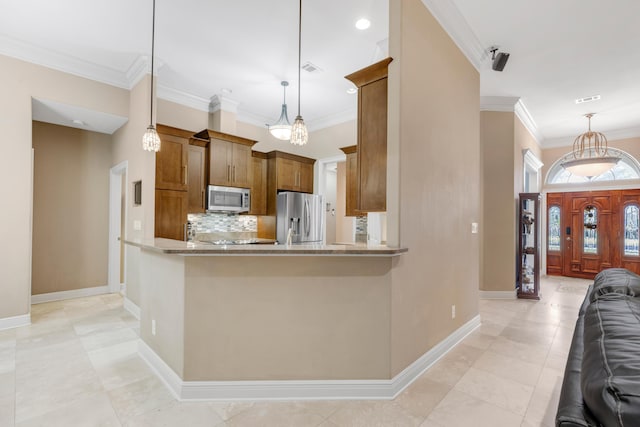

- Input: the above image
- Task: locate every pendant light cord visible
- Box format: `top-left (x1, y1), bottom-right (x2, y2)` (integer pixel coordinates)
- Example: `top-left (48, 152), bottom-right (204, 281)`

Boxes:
top-left (150, 0), bottom-right (156, 126)
top-left (297, 0), bottom-right (302, 116)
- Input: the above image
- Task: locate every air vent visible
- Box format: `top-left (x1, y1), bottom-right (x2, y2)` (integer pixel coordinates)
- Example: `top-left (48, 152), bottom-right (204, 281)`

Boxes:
top-left (301, 62), bottom-right (322, 73)
top-left (575, 95), bottom-right (601, 104)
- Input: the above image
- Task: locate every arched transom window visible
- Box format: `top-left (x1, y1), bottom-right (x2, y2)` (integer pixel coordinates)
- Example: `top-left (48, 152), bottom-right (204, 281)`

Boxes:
top-left (546, 148), bottom-right (640, 184)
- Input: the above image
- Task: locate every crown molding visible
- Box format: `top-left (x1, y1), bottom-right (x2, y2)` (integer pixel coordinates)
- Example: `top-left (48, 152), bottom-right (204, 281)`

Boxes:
top-left (543, 125), bottom-right (640, 149)
top-left (420, 0), bottom-right (484, 71)
top-left (480, 96), bottom-right (519, 112)
top-left (126, 56), bottom-right (149, 89)
top-left (0, 34), bottom-right (131, 89)
top-left (157, 85), bottom-right (210, 112)
top-left (514, 99), bottom-right (543, 145)
top-left (210, 95), bottom-right (240, 114)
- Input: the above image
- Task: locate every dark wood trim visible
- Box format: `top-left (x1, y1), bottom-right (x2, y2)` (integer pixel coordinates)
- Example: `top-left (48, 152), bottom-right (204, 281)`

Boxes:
top-left (252, 151), bottom-right (268, 159)
top-left (193, 129), bottom-right (257, 147)
top-left (339, 145), bottom-right (357, 155)
top-left (344, 57), bottom-right (393, 88)
top-left (266, 150), bottom-right (316, 164)
top-left (189, 137), bottom-right (209, 147)
top-left (157, 124), bottom-right (196, 139)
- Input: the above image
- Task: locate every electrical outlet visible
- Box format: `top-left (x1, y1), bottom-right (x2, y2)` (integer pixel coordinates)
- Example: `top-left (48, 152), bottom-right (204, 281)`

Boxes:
top-left (451, 305), bottom-right (456, 319)
top-left (471, 222), bottom-right (479, 234)
top-left (151, 319), bottom-right (156, 336)
top-left (134, 220), bottom-right (142, 231)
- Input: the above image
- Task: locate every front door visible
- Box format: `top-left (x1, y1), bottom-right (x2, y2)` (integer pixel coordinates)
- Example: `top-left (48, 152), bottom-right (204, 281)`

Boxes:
top-left (563, 191), bottom-right (614, 279)
top-left (547, 190), bottom-right (640, 279)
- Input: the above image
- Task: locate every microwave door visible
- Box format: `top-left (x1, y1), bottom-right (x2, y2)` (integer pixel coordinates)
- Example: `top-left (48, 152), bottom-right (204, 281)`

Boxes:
top-left (223, 191), bottom-right (242, 209)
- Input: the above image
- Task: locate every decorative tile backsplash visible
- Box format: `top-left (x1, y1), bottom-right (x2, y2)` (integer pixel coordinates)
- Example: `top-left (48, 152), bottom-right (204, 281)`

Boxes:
top-left (187, 213), bottom-right (257, 241)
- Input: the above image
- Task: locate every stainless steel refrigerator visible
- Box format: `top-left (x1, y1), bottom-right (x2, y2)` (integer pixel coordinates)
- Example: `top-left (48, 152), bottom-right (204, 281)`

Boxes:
top-left (276, 192), bottom-right (325, 244)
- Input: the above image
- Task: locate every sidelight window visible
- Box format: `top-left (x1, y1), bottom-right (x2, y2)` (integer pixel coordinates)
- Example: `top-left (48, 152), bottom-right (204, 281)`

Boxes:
top-left (548, 206), bottom-right (561, 251)
top-left (583, 206), bottom-right (598, 254)
top-left (624, 205), bottom-right (640, 256)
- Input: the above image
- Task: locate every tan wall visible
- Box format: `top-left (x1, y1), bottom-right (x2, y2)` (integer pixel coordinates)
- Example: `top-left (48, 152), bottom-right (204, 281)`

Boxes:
top-left (0, 54), bottom-right (128, 320)
top-left (157, 99), bottom-right (208, 133)
top-left (335, 162), bottom-right (355, 243)
top-left (480, 112), bottom-right (516, 292)
top-left (31, 122), bottom-right (112, 295)
top-left (514, 116), bottom-right (542, 193)
top-left (387, 0), bottom-right (481, 375)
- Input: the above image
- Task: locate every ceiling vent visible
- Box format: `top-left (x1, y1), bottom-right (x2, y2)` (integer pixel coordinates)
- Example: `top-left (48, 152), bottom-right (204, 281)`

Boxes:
top-left (575, 95), bottom-right (601, 104)
top-left (301, 62), bottom-right (322, 73)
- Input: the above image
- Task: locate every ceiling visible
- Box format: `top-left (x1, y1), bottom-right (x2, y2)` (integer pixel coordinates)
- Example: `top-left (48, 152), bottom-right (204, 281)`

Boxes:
top-left (2, 0), bottom-right (640, 149)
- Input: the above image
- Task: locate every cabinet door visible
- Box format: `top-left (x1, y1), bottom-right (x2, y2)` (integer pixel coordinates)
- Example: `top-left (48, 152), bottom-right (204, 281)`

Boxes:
top-left (276, 158), bottom-right (297, 191)
top-left (187, 145), bottom-right (206, 213)
top-left (298, 162), bottom-right (314, 193)
top-left (156, 134), bottom-right (188, 191)
top-left (345, 152), bottom-right (358, 216)
top-left (358, 77), bottom-right (387, 211)
top-left (249, 156), bottom-right (267, 215)
top-left (209, 139), bottom-right (232, 186)
top-left (231, 143), bottom-right (251, 188)
top-left (155, 189), bottom-right (188, 240)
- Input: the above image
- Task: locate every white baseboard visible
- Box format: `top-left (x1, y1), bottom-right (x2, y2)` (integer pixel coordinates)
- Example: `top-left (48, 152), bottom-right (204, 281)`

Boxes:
top-left (138, 315), bottom-right (481, 401)
top-left (31, 285), bottom-right (110, 304)
top-left (479, 289), bottom-right (517, 299)
top-left (0, 313), bottom-right (31, 331)
top-left (123, 297), bottom-right (140, 320)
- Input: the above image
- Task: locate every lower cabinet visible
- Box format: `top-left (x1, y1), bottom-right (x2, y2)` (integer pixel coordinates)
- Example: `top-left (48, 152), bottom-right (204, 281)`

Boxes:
top-left (155, 189), bottom-right (188, 241)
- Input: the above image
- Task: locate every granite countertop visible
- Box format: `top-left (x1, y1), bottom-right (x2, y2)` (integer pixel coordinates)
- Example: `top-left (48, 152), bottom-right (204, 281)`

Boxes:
top-left (124, 238), bottom-right (408, 256)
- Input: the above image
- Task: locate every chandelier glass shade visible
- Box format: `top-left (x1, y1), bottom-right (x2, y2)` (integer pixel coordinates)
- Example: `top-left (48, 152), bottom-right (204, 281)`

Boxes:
top-left (142, 0), bottom-right (161, 152)
top-left (268, 81), bottom-right (292, 140)
top-left (290, 0), bottom-right (308, 146)
top-left (561, 113), bottom-right (619, 177)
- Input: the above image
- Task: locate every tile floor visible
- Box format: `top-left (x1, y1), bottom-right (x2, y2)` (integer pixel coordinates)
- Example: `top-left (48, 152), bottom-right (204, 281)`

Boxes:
top-left (0, 275), bottom-right (591, 426)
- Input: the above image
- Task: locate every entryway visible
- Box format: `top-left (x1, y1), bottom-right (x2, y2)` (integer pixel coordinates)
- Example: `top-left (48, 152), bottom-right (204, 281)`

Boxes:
top-left (547, 189), bottom-right (640, 278)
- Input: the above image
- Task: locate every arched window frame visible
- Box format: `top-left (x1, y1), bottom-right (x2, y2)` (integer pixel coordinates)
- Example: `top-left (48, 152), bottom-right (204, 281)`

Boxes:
top-left (545, 147), bottom-right (640, 185)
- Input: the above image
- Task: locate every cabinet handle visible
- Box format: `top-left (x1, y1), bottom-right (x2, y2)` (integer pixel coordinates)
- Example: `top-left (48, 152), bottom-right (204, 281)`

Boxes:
top-left (201, 190), bottom-right (205, 209)
top-left (184, 165), bottom-right (188, 185)
top-left (227, 165), bottom-right (231, 181)
top-left (233, 165), bottom-right (236, 182)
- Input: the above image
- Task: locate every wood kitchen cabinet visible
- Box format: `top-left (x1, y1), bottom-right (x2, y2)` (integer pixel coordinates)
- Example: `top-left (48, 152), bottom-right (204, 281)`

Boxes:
top-left (339, 145), bottom-right (359, 217)
top-left (155, 189), bottom-right (188, 241)
top-left (186, 144), bottom-right (206, 213)
top-left (193, 129), bottom-right (256, 189)
top-left (266, 151), bottom-right (316, 215)
top-left (249, 151), bottom-right (268, 215)
top-left (156, 124), bottom-right (191, 191)
top-left (345, 57), bottom-right (392, 212)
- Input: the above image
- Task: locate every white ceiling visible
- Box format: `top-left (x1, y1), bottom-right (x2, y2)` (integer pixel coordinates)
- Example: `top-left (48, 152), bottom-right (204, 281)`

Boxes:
top-left (2, 0), bottom-right (640, 148)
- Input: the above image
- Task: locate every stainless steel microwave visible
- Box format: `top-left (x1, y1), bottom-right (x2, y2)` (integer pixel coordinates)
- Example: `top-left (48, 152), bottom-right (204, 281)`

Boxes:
top-left (207, 186), bottom-right (250, 213)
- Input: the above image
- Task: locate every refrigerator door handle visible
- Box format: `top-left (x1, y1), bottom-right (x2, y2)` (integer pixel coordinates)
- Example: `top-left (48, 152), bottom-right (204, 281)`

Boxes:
top-left (304, 199), bottom-right (310, 237)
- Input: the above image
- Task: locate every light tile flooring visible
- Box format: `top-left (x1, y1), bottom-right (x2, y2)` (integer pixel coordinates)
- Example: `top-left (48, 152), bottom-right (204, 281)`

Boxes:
top-left (0, 275), bottom-right (591, 427)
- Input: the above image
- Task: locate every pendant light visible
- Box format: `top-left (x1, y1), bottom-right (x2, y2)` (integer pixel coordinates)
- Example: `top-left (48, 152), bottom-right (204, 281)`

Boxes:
top-left (142, 0), bottom-right (161, 152)
top-left (268, 81), bottom-right (292, 140)
top-left (290, 0), bottom-right (308, 146)
top-left (561, 113), bottom-right (619, 178)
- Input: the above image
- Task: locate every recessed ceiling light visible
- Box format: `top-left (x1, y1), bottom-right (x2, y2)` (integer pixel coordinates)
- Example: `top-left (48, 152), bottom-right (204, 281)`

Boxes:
top-left (221, 88), bottom-right (233, 95)
top-left (575, 94), bottom-right (601, 104)
top-left (355, 18), bottom-right (371, 30)
top-left (346, 88), bottom-right (357, 95)
top-left (72, 119), bottom-right (85, 126)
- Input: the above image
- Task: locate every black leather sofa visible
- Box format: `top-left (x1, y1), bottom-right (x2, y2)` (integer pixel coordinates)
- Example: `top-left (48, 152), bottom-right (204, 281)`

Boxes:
top-left (556, 268), bottom-right (640, 426)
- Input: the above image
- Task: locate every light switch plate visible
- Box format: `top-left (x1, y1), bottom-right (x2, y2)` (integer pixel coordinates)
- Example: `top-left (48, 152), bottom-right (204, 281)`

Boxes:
top-left (471, 222), bottom-right (478, 234)
top-left (133, 220), bottom-right (142, 231)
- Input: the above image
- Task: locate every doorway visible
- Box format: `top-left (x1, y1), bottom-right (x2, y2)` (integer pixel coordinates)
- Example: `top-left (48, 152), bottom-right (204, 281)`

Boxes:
top-left (547, 189), bottom-right (640, 278)
top-left (108, 161), bottom-right (128, 294)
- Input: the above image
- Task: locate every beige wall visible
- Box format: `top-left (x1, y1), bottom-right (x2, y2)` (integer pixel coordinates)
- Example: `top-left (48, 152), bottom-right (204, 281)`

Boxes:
top-left (387, 0), bottom-right (481, 375)
top-left (514, 116), bottom-right (542, 193)
top-left (335, 162), bottom-right (355, 243)
top-left (0, 54), bottom-right (128, 320)
top-left (31, 122), bottom-right (112, 295)
top-left (480, 112), bottom-right (516, 292)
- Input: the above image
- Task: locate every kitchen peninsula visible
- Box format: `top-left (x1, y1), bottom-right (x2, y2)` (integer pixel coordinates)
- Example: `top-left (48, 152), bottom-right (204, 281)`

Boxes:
top-left (125, 238), bottom-right (408, 400)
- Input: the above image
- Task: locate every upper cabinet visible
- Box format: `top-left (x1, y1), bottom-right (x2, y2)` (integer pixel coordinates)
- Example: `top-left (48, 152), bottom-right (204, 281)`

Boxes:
top-left (339, 145), bottom-right (358, 217)
top-left (249, 151), bottom-right (268, 216)
top-left (156, 125), bottom-right (192, 191)
top-left (345, 57), bottom-right (392, 212)
top-left (186, 144), bottom-right (207, 213)
top-left (194, 129), bottom-right (257, 189)
top-left (267, 151), bottom-right (315, 194)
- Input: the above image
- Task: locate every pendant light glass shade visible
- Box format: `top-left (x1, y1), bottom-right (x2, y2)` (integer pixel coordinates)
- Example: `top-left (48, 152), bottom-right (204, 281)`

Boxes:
top-left (290, 0), bottom-right (308, 146)
top-left (268, 81), bottom-right (292, 140)
top-left (142, 0), bottom-right (160, 152)
top-left (290, 115), bottom-right (308, 146)
top-left (561, 113), bottom-right (619, 177)
top-left (142, 125), bottom-right (161, 151)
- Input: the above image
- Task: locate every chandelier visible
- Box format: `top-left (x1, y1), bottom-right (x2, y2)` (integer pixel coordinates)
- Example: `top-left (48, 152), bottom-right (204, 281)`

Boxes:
top-left (561, 113), bottom-right (619, 178)
top-left (268, 81), bottom-right (292, 140)
top-left (142, 0), bottom-right (161, 152)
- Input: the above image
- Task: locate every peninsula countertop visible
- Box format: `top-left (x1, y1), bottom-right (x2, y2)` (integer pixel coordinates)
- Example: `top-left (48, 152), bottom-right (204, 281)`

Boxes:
top-left (124, 238), bottom-right (408, 256)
